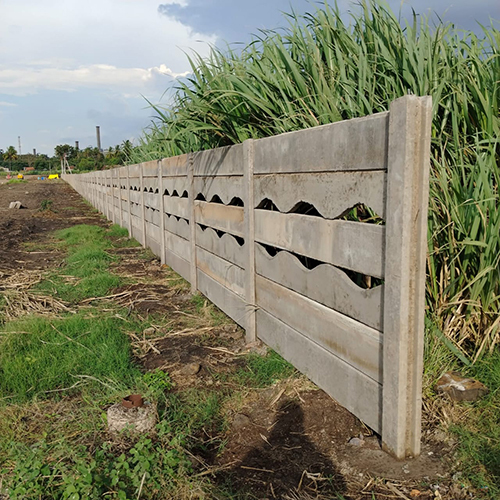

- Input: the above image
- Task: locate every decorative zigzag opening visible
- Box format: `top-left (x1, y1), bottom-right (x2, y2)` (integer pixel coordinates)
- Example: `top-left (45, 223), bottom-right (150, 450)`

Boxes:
top-left (256, 198), bottom-right (279, 211)
top-left (339, 204), bottom-right (384, 225)
top-left (229, 197), bottom-right (244, 207)
top-left (166, 213), bottom-right (190, 224)
top-left (209, 194), bottom-right (223, 204)
top-left (259, 243), bottom-right (383, 289)
top-left (197, 224), bottom-right (244, 246)
top-left (255, 199), bottom-right (384, 224)
top-left (289, 201), bottom-right (322, 217)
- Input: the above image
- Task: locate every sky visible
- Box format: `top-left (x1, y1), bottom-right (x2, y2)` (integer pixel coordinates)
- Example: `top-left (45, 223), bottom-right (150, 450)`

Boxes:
top-left (0, 0), bottom-right (498, 156)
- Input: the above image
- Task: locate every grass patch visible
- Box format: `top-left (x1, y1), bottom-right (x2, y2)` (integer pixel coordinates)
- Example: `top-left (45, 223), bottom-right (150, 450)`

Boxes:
top-left (234, 350), bottom-right (296, 388)
top-left (5, 179), bottom-right (26, 185)
top-left (163, 389), bottom-right (224, 438)
top-left (449, 351), bottom-right (500, 498)
top-left (423, 320), bottom-right (499, 498)
top-left (34, 225), bottom-right (123, 303)
top-left (39, 199), bottom-right (53, 211)
top-left (107, 224), bottom-right (142, 248)
top-left (0, 313), bottom-right (141, 404)
top-left (108, 224), bottom-right (130, 238)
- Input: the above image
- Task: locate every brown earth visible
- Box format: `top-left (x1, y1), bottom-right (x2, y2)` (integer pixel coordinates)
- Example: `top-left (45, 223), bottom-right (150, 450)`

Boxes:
top-left (0, 178), bottom-right (463, 499)
top-left (0, 178), bottom-right (105, 270)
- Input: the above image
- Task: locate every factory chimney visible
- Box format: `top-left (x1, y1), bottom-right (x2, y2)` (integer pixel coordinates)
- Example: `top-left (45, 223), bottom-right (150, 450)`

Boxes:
top-left (96, 126), bottom-right (102, 152)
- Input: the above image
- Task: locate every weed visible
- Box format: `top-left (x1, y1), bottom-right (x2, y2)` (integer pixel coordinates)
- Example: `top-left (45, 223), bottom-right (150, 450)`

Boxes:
top-left (449, 351), bottom-right (500, 498)
top-left (5, 179), bottom-right (26, 185)
top-left (108, 224), bottom-right (130, 238)
top-left (191, 293), bottom-right (232, 326)
top-left (141, 369), bottom-right (174, 400)
top-left (1, 435), bottom-right (192, 499)
top-left (0, 313), bottom-right (141, 403)
top-left (34, 225), bottom-right (124, 302)
top-left (39, 199), bottom-right (53, 211)
top-left (234, 350), bottom-right (297, 388)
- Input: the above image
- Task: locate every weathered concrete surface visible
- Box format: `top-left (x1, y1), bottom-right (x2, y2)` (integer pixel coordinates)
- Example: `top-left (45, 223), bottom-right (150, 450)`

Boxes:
top-left (107, 402), bottom-right (157, 434)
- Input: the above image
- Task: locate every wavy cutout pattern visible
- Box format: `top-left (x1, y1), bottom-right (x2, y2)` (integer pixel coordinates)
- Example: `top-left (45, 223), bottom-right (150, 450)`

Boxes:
top-left (164, 215), bottom-right (190, 240)
top-left (259, 242), bottom-right (382, 288)
top-left (197, 224), bottom-right (244, 246)
top-left (254, 170), bottom-right (386, 220)
top-left (255, 244), bottom-right (383, 331)
top-left (194, 193), bottom-right (245, 207)
top-left (196, 225), bottom-right (246, 268)
top-left (256, 198), bottom-right (383, 225)
top-left (193, 176), bottom-right (244, 205)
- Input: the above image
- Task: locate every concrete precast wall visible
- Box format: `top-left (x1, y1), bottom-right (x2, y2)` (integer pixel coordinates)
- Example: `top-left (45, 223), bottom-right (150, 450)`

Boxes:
top-left (63, 95), bottom-right (432, 458)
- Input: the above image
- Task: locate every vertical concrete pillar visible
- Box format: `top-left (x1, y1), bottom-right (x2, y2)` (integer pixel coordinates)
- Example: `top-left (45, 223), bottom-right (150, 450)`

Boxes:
top-left (382, 95), bottom-right (432, 458)
top-left (188, 153), bottom-right (198, 294)
top-left (244, 139), bottom-right (256, 343)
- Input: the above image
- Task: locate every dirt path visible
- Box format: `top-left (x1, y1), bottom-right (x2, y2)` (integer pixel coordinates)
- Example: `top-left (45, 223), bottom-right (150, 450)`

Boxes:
top-left (0, 178), bottom-right (460, 499)
top-left (0, 178), bottom-right (104, 271)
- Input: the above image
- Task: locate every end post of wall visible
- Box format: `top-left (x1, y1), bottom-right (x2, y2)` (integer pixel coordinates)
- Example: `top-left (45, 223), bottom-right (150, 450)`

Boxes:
top-left (158, 160), bottom-right (166, 265)
top-left (382, 95), bottom-right (432, 458)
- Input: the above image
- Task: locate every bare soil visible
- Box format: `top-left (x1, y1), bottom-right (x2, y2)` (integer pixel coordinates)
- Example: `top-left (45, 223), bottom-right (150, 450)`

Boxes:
top-left (0, 178), bottom-right (104, 270)
top-left (0, 178), bottom-right (461, 499)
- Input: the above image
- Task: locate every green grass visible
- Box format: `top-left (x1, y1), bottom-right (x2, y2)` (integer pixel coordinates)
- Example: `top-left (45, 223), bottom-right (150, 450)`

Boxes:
top-left (445, 351), bottom-right (500, 498)
top-left (107, 224), bottom-right (130, 238)
top-left (39, 199), bottom-right (53, 211)
top-left (235, 350), bottom-right (296, 388)
top-left (35, 224), bottom-right (123, 303)
top-left (0, 314), bottom-right (141, 403)
top-left (107, 224), bottom-right (142, 248)
top-left (5, 179), bottom-right (27, 185)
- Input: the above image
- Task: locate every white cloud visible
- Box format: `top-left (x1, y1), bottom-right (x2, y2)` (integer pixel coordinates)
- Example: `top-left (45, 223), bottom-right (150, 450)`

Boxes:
top-left (0, 101), bottom-right (17, 107)
top-left (0, 64), bottom-right (190, 96)
top-left (0, 0), bottom-right (214, 96)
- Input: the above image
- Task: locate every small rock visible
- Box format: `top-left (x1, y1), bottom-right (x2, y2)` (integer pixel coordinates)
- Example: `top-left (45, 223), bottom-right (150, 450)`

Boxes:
top-left (232, 413), bottom-right (251, 430)
top-left (142, 327), bottom-right (155, 336)
top-left (9, 201), bottom-right (23, 209)
top-left (245, 341), bottom-right (268, 356)
top-left (348, 437), bottom-right (364, 447)
top-left (181, 362), bottom-right (201, 376)
top-left (363, 435), bottom-right (381, 450)
top-left (410, 490), bottom-right (421, 498)
top-left (107, 402), bottom-right (157, 434)
top-left (435, 371), bottom-right (488, 401)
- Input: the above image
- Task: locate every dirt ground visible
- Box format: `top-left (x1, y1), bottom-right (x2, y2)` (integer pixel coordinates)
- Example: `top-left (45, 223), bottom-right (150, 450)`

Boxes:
top-left (0, 178), bottom-right (462, 499)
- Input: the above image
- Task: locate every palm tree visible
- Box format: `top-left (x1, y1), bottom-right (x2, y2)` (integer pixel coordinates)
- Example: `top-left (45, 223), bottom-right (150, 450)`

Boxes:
top-left (3, 146), bottom-right (17, 172)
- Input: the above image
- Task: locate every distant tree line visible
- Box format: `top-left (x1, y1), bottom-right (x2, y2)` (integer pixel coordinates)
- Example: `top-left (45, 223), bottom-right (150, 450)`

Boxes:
top-left (0, 140), bottom-right (134, 173)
